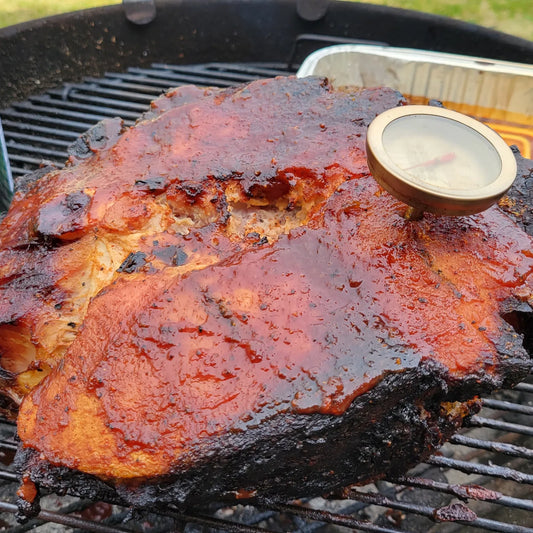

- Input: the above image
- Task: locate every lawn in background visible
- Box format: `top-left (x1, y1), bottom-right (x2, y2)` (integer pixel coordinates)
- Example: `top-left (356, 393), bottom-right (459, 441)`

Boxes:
top-left (0, 0), bottom-right (119, 28)
top-left (363, 0), bottom-right (533, 42)
top-left (0, 0), bottom-right (531, 41)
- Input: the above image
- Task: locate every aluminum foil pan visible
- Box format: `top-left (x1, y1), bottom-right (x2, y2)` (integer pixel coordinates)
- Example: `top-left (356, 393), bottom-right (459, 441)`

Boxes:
top-left (296, 44), bottom-right (533, 116)
top-left (296, 44), bottom-right (533, 159)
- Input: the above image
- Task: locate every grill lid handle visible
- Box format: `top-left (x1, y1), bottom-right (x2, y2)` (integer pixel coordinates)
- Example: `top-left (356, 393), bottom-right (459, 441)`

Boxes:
top-left (297, 0), bottom-right (329, 21)
top-left (123, 0), bottom-right (156, 25)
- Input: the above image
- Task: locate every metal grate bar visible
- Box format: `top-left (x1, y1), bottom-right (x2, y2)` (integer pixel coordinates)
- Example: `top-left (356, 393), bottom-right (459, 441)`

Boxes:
top-left (0, 439), bottom-right (17, 451)
top-left (345, 488), bottom-right (453, 518)
top-left (4, 500), bottom-right (121, 533)
top-left (0, 502), bottom-right (132, 533)
top-left (515, 382), bottom-right (533, 393)
top-left (0, 470), bottom-right (18, 482)
top-left (82, 77), bottom-right (168, 96)
top-left (257, 501), bottom-right (405, 533)
top-left (426, 455), bottom-right (533, 484)
top-left (7, 154), bottom-right (64, 168)
top-left (163, 508), bottom-right (275, 533)
top-left (343, 489), bottom-right (533, 533)
top-left (48, 91), bottom-right (148, 113)
top-left (59, 85), bottom-right (156, 104)
top-left (7, 142), bottom-right (70, 160)
top-left (201, 62), bottom-right (293, 76)
top-left (126, 67), bottom-right (240, 87)
top-left (152, 63), bottom-right (267, 83)
top-left (393, 475), bottom-right (533, 512)
top-left (29, 94), bottom-right (142, 121)
top-left (1, 119), bottom-right (82, 139)
top-left (10, 167), bottom-right (35, 176)
top-left (103, 71), bottom-right (189, 89)
top-left (427, 517), bottom-right (532, 533)
top-left (106, 69), bottom-right (274, 90)
top-left (5, 131), bottom-right (71, 148)
top-left (449, 433), bottom-right (533, 459)
top-left (10, 102), bottom-right (116, 124)
top-left (482, 398), bottom-right (533, 416)
top-left (467, 415), bottom-right (533, 436)
top-left (1, 110), bottom-right (94, 131)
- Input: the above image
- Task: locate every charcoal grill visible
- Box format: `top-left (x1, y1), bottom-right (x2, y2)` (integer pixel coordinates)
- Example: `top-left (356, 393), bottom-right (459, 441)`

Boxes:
top-left (0, 1), bottom-right (532, 531)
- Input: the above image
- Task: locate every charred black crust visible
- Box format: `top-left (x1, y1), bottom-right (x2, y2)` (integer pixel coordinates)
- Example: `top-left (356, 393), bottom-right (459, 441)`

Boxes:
top-left (15, 354), bottom-right (530, 516)
top-left (15, 492), bottom-right (40, 523)
top-left (34, 189), bottom-right (93, 242)
top-left (500, 299), bottom-right (533, 357)
top-left (66, 118), bottom-right (124, 164)
top-left (134, 176), bottom-right (169, 194)
top-left (151, 245), bottom-right (188, 267)
top-left (117, 251), bottom-right (148, 273)
top-left (10, 94), bottom-right (533, 520)
top-left (14, 447), bottom-right (122, 514)
top-left (502, 149), bottom-right (533, 235)
top-left (498, 151), bottom-right (533, 357)
top-left (13, 165), bottom-right (58, 196)
top-left (0, 390), bottom-right (18, 421)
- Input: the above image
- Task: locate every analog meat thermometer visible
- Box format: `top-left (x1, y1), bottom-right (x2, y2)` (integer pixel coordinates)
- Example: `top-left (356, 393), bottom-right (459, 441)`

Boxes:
top-left (366, 106), bottom-right (517, 219)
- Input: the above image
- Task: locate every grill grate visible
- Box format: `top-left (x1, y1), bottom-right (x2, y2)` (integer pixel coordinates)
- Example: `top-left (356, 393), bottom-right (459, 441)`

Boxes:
top-left (1, 62), bottom-right (532, 533)
top-left (1, 63), bottom-right (291, 177)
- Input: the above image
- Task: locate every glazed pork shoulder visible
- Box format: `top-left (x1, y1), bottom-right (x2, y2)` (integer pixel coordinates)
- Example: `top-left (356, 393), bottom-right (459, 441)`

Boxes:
top-left (0, 77), bottom-right (531, 511)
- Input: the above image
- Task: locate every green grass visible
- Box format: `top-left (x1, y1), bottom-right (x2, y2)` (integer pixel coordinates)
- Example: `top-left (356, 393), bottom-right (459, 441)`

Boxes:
top-left (362, 0), bottom-right (533, 41)
top-left (0, 0), bottom-right (119, 28)
top-left (0, 0), bottom-right (531, 41)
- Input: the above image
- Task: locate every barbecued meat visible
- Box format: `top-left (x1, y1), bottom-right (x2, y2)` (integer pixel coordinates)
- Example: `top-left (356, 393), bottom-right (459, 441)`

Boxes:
top-left (1, 77), bottom-right (374, 410)
top-left (1, 77), bottom-right (532, 513)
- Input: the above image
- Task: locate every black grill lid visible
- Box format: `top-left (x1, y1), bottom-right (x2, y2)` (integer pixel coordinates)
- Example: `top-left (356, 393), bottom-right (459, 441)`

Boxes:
top-left (1, 0), bottom-right (533, 105)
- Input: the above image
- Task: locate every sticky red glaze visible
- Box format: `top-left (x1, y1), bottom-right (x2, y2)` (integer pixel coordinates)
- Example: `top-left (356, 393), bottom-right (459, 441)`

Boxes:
top-left (4, 76), bottom-right (532, 481)
top-left (0, 78), bottom-right (405, 403)
top-left (16, 476), bottom-right (37, 503)
top-left (18, 174), bottom-right (533, 479)
top-left (0, 77), bottom-right (400, 248)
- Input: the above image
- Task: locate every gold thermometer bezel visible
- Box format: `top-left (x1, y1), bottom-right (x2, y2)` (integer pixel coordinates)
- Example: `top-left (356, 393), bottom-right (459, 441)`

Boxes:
top-left (366, 105), bottom-right (517, 216)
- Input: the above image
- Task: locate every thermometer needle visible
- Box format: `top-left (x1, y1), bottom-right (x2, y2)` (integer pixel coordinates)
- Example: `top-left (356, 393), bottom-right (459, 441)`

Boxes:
top-left (405, 152), bottom-right (456, 170)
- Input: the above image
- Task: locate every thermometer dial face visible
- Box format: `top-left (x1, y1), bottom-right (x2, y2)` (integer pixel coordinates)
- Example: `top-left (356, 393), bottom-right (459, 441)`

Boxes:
top-left (366, 106), bottom-right (517, 216)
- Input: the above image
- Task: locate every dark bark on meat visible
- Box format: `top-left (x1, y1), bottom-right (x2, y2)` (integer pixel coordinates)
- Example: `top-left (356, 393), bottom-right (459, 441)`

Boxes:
top-left (5, 78), bottom-right (533, 517)
top-left (15, 352), bottom-right (529, 513)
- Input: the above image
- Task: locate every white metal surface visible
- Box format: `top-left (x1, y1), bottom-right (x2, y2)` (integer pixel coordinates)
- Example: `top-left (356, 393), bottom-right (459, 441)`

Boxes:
top-left (297, 44), bottom-right (533, 117)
